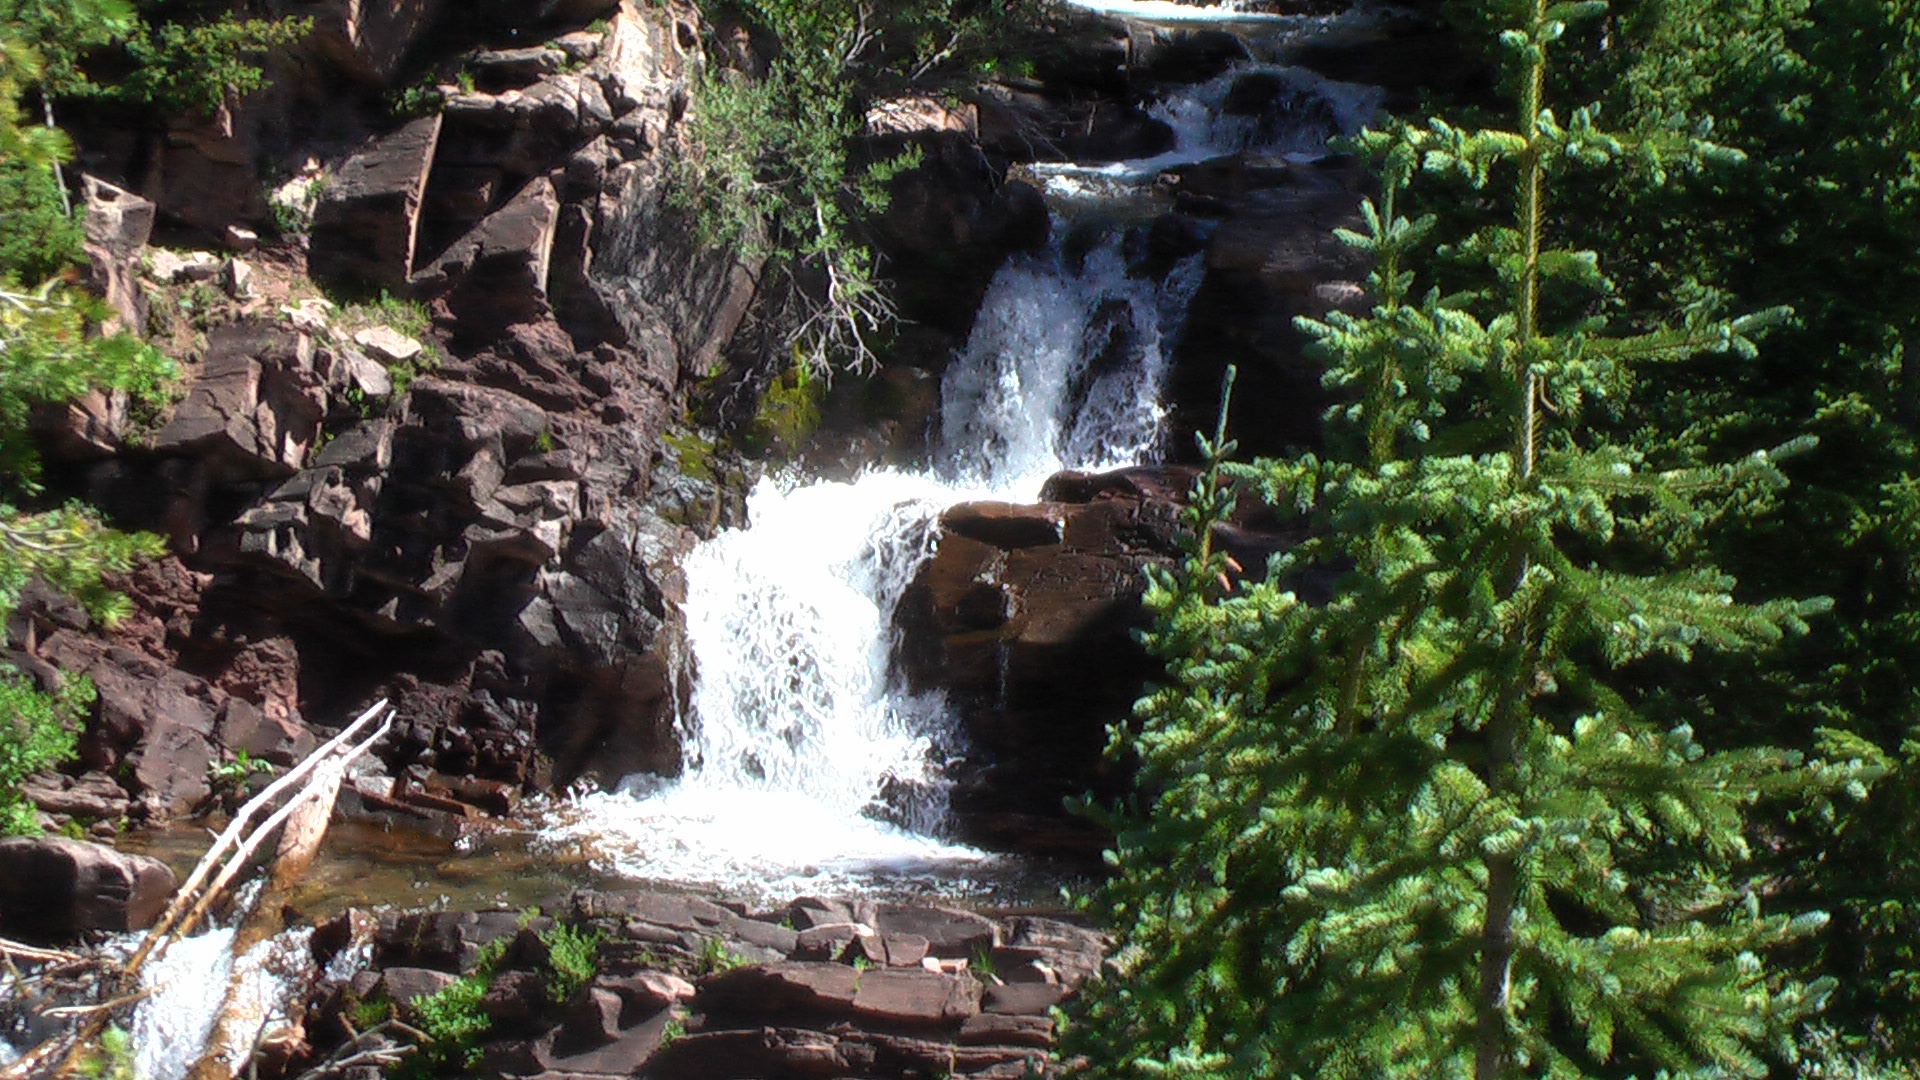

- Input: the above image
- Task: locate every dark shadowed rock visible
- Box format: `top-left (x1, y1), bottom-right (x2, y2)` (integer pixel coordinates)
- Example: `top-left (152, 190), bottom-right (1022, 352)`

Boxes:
top-left (310, 115), bottom-right (443, 290)
top-left (0, 838), bottom-right (176, 938)
top-left (645, 1027), bottom-right (849, 1080)
top-left (696, 963), bottom-right (861, 1019)
top-left (416, 177), bottom-right (562, 336)
top-left (294, 0), bottom-right (450, 85)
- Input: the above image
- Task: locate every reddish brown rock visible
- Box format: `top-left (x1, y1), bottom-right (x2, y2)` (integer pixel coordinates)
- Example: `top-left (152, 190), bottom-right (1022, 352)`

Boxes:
top-left (852, 969), bottom-right (982, 1027)
top-left (310, 115), bottom-right (443, 290)
top-left (0, 838), bottom-right (177, 938)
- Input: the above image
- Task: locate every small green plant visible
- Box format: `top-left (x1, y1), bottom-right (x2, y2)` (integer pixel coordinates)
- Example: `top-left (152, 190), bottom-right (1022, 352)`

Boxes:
top-left (397, 937), bottom-right (508, 1079)
top-left (539, 923), bottom-right (605, 1004)
top-left (0, 672), bottom-right (93, 836)
top-left (208, 748), bottom-right (271, 790)
top-left (337, 290), bottom-right (432, 339)
top-left (697, 935), bottom-right (745, 975)
top-left (455, 68), bottom-right (476, 94)
top-left (533, 427), bottom-right (556, 454)
top-left (388, 79), bottom-right (446, 120)
top-left (77, 1025), bottom-right (134, 1080)
top-left (659, 1015), bottom-right (686, 1047)
top-left (663, 431), bottom-right (717, 483)
top-left (969, 945), bottom-right (998, 981)
top-left (851, 954), bottom-right (871, 973)
top-left (348, 994), bottom-right (394, 1032)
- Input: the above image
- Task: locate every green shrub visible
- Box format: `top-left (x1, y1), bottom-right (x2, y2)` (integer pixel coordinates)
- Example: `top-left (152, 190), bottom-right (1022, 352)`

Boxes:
top-left (0, 160), bottom-right (82, 283)
top-left (397, 938), bottom-right (508, 1079)
top-left (539, 924), bottom-right (605, 1003)
top-left (0, 668), bottom-right (93, 836)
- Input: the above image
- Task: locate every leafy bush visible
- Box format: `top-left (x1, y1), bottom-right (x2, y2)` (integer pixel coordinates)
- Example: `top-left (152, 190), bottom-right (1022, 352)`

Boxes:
top-left (0, 159), bottom-right (81, 282)
top-left (673, 0), bottom-right (1041, 375)
top-left (539, 924), bottom-right (605, 1003)
top-left (397, 938), bottom-right (508, 1079)
top-left (0, 667), bottom-right (93, 835)
top-left (115, 14), bottom-right (312, 117)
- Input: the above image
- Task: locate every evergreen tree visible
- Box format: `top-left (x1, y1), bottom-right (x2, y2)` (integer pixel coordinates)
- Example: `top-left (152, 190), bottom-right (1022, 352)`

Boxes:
top-left (0, 13), bottom-right (171, 834)
top-left (1066, 2), bottom-right (1877, 1077)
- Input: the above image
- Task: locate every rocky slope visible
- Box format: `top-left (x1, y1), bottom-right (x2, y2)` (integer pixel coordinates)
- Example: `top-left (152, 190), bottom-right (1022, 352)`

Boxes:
top-left (6, 0), bottom-right (1471, 861)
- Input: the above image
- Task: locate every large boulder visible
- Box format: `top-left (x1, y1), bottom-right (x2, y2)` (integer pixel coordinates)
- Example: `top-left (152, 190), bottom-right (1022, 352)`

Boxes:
top-left (152, 323), bottom-right (329, 482)
top-left (309, 115), bottom-right (444, 291)
top-left (896, 467), bottom-right (1301, 857)
top-left (0, 838), bottom-right (176, 938)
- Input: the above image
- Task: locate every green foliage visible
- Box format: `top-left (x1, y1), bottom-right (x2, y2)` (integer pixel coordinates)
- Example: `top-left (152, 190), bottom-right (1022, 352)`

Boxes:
top-left (1067, 3), bottom-right (1876, 1078)
top-left (0, 666), bottom-right (92, 835)
top-left (113, 14), bottom-right (312, 117)
top-left (697, 935), bottom-right (746, 974)
top-left (739, 360), bottom-right (822, 455)
top-left (539, 923), bottom-right (605, 1003)
top-left (207, 749), bottom-right (271, 793)
top-left (1502, 0), bottom-right (1920, 1056)
top-left (336, 291), bottom-right (433, 340)
top-left (0, 158), bottom-right (80, 280)
top-left (76, 1024), bottom-right (134, 1080)
top-left (2, 1), bottom-right (308, 119)
top-left (673, 0), bottom-right (1039, 374)
top-left (397, 938), bottom-right (509, 1079)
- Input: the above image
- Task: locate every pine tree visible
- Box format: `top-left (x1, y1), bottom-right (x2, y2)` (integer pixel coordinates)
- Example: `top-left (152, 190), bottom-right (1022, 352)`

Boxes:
top-left (0, 13), bottom-right (172, 834)
top-left (1066, 2), bottom-right (1877, 1077)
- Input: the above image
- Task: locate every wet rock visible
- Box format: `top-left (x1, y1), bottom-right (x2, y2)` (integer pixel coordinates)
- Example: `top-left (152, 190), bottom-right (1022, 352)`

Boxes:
top-left (1126, 26), bottom-right (1248, 84)
top-left (941, 502), bottom-right (1065, 549)
top-left (0, 837), bottom-right (176, 938)
top-left (310, 115), bottom-right (443, 291)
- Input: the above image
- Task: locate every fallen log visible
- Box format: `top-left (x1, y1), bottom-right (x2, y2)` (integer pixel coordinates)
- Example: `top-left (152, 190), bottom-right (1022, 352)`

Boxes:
top-left (0, 700), bottom-right (394, 1080)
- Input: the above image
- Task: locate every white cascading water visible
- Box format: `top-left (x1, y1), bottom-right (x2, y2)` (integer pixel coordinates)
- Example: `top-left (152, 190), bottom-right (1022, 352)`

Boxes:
top-left (544, 0), bottom-right (1377, 897)
top-left (545, 232), bottom-right (1204, 896)
top-left (125, 926), bottom-right (315, 1080)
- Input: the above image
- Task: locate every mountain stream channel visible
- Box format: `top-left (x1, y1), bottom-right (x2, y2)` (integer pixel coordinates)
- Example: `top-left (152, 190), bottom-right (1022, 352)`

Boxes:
top-left (1, 1), bottom-right (1400, 1075)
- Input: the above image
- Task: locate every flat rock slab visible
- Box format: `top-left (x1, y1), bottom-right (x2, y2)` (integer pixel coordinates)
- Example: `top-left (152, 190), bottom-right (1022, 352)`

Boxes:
top-left (852, 968), bottom-right (982, 1026)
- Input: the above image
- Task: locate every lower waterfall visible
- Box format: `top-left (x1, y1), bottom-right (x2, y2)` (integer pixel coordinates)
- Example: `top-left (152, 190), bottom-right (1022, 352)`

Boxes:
top-left (543, 233), bottom-right (1205, 896)
top-left (542, 9), bottom-right (1379, 898)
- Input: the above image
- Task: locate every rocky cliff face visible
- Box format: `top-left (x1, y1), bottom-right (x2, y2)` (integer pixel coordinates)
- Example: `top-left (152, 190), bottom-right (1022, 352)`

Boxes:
top-left (14, 0), bottom-right (756, 832)
top-left (11, 0), bottom-right (1470, 860)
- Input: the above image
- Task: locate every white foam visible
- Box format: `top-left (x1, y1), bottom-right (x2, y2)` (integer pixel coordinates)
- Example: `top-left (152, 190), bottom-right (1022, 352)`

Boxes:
top-left (133, 929), bottom-right (236, 1080)
top-left (1062, 0), bottom-right (1294, 23)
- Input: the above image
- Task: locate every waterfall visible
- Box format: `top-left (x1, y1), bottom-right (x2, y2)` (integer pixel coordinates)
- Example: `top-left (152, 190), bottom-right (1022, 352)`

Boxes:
top-left (543, 0), bottom-right (1355, 896)
top-left (543, 229), bottom-right (1203, 895)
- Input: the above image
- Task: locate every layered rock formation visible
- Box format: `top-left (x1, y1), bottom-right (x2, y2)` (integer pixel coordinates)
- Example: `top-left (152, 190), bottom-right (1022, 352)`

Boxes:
top-left (301, 891), bottom-right (1102, 1080)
